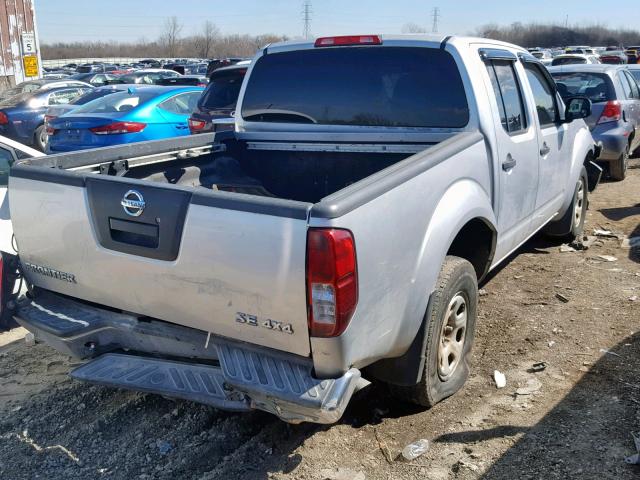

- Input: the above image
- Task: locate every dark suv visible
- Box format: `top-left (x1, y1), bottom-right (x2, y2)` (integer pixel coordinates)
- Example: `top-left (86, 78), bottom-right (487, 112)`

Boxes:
top-left (188, 64), bottom-right (248, 134)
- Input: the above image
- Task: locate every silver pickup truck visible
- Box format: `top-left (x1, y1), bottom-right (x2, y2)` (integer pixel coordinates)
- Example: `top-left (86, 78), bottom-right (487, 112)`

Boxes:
top-left (8, 35), bottom-right (600, 424)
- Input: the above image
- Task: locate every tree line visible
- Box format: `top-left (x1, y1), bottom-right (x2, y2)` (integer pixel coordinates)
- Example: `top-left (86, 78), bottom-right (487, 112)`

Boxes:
top-left (474, 23), bottom-right (640, 48)
top-left (41, 17), bottom-right (287, 60)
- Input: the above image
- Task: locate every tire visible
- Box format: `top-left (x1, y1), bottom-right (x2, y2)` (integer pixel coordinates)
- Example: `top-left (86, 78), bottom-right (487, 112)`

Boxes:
top-left (609, 144), bottom-right (629, 181)
top-left (0, 252), bottom-right (16, 331)
top-left (544, 166), bottom-right (588, 242)
top-left (390, 256), bottom-right (477, 407)
top-left (34, 124), bottom-right (47, 152)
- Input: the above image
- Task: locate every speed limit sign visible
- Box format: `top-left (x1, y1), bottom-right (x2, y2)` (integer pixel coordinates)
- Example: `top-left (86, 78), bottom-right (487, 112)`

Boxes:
top-left (21, 33), bottom-right (36, 54)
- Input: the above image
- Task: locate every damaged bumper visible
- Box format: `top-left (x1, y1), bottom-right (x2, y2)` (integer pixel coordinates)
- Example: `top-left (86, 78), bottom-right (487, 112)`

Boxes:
top-left (14, 290), bottom-right (361, 424)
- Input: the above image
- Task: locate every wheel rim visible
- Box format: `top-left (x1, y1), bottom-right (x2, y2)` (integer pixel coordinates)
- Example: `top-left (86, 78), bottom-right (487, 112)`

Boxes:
top-left (39, 128), bottom-right (47, 149)
top-left (573, 178), bottom-right (585, 228)
top-left (437, 292), bottom-right (467, 381)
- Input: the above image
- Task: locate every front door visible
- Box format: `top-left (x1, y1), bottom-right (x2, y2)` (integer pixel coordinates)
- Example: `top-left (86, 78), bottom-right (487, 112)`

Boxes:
top-left (522, 62), bottom-right (570, 230)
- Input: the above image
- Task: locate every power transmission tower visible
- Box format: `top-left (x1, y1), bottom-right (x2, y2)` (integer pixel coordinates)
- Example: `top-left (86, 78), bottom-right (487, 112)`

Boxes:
top-left (303, 1), bottom-right (312, 39)
top-left (431, 7), bottom-right (440, 34)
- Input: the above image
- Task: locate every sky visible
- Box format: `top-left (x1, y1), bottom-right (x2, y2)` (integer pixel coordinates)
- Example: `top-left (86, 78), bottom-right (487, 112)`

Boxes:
top-left (34, 0), bottom-right (636, 43)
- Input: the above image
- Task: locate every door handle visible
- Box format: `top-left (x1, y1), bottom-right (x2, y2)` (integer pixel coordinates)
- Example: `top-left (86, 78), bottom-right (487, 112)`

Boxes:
top-left (502, 155), bottom-right (517, 171)
top-left (540, 142), bottom-right (551, 156)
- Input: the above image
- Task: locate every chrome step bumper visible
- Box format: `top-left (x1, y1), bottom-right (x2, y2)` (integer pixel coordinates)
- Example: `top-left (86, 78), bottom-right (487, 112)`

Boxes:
top-left (16, 291), bottom-right (361, 424)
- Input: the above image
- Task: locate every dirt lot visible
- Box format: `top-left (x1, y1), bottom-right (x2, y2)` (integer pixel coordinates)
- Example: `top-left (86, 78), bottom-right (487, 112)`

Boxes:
top-left (0, 163), bottom-right (639, 480)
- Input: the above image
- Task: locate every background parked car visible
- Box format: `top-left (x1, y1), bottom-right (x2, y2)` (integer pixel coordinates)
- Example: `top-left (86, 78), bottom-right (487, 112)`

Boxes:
top-left (626, 64), bottom-right (640, 84)
top-left (550, 64), bottom-right (640, 180)
top-left (599, 51), bottom-right (628, 64)
top-left (0, 79), bottom-right (92, 103)
top-left (47, 86), bottom-right (203, 152)
top-left (44, 84), bottom-right (138, 124)
top-left (551, 54), bottom-right (601, 66)
top-left (113, 69), bottom-right (182, 85)
top-left (157, 75), bottom-right (208, 87)
top-left (0, 85), bottom-right (93, 151)
top-left (69, 72), bottom-right (119, 86)
top-left (189, 64), bottom-right (247, 134)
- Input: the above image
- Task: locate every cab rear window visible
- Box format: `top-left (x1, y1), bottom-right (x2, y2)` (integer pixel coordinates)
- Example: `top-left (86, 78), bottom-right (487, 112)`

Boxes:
top-left (241, 47), bottom-right (469, 128)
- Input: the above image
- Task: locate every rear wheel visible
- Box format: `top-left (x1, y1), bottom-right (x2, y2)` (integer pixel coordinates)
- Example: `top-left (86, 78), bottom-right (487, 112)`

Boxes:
top-left (609, 145), bottom-right (629, 181)
top-left (34, 125), bottom-right (47, 152)
top-left (389, 256), bottom-right (477, 407)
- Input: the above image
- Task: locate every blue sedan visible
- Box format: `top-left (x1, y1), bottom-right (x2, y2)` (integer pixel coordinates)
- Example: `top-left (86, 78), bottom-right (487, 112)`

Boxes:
top-left (48, 86), bottom-right (204, 152)
top-left (0, 85), bottom-right (93, 151)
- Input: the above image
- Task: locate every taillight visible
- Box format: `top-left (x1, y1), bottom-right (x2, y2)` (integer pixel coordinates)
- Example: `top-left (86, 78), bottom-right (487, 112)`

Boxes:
top-left (314, 35), bottom-right (382, 47)
top-left (89, 121), bottom-right (146, 135)
top-left (46, 126), bottom-right (56, 135)
top-left (188, 117), bottom-right (206, 133)
top-left (306, 228), bottom-right (357, 337)
top-left (44, 114), bottom-right (56, 123)
top-left (597, 100), bottom-right (622, 124)
top-left (0, 112), bottom-right (8, 125)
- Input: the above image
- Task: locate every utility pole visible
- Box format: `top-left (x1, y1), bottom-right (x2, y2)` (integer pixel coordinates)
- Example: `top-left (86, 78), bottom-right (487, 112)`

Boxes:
top-left (303, 1), bottom-right (312, 39)
top-left (431, 7), bottom-right (440, 34)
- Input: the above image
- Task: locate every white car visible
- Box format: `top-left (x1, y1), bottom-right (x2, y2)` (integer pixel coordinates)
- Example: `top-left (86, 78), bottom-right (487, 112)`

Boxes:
top-left (551, 54), bottom-right (601, 66)
top-left (0, 136), bottom-right (43, 254)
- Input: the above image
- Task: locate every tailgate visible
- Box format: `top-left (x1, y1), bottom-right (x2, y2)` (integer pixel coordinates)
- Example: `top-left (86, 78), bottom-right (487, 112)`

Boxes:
top-left (9, 166), bottom-right (312, 357)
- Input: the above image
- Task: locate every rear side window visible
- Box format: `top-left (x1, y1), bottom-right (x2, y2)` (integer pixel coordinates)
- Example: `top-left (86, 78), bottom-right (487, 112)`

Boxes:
top-left (552, 57), bottom-right (587, 66)
top-left (199, 69), bottom-right (246, 111)
top-left (159, 92), bottom-right (201, 115)
top-left (552, 72), bottom-right (614, 103)
top-left (485, 60), bottom-right (527, 134)
top-left (241, 47), bottom-right (469, 128)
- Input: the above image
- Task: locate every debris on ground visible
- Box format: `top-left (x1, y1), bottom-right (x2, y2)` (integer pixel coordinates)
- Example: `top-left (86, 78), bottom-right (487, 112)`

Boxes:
top-left (596, 255), bottom-right (618, 262)
top-left (624, 433), bottom-right (640, 466)
top-left (320, 468), bottom-right (366, 480)
top-left (24, 332), bottom-right (35, 346)
top-left (528, 362), bottom-right (547, 373)
top-left (555, 293), bottom-right (570, 303)
top-left (401, 439), bottom-right (430, 461)
top-left (374, 428), bottom-right (393, 464)
top-left (452, 460), bottom-right (479, 473)
top-left (630, 296), bottom-right (638, 302)
top-left (599, 348), bottom-right (622, 358)
top-left (560, 244), bottom-right (576, 253)
top-left (621, 237), bottom-right (640, 249)
top-left (593, 229), bottom-right (621, 238)
top-left (156, 440), bottom-right (172, 455)
top-left (493, 370), bottom-right (506, 388)
top-left (548, 341), bottom-right (556, 347)
top-left (515, 378), bottom-right (542, 396)
top-left (478, 289), bottom-right (488, 297)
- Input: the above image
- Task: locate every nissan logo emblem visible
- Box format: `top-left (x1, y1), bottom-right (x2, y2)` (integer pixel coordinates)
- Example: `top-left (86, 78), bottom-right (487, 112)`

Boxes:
top-left (121, 190), bottom-right (145, 217)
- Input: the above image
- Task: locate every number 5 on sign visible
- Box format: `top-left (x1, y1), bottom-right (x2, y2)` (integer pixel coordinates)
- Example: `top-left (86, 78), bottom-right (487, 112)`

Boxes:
top-left (23, 56), bottom-right (38, 77)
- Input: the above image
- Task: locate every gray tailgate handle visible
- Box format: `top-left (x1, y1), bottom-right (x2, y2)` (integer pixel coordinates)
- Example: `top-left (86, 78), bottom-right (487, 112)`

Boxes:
top-left (502, 154), bottom-right (517, 171)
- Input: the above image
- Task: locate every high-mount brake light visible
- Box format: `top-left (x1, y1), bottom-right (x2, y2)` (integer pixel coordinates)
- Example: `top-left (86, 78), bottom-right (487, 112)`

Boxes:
top-left (314, 35), bottom-right (382, 47)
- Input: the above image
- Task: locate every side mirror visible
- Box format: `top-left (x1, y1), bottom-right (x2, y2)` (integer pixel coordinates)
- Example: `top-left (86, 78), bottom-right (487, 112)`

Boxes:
top-left (564, 96), bottom-right (592, 122)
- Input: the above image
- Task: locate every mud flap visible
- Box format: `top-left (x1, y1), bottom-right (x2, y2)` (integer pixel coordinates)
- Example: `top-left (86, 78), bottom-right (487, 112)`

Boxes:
top-left (585, 160), bottom-right (603, 193)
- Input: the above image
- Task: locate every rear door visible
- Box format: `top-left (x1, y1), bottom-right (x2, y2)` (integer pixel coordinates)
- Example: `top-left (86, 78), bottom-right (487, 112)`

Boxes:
top-left (10, 166), bottom-right (313, 356)
top-left (481, 49), bottom-right (540, 255)
top-left (157, 92), bottom-right (200, 135)
top-left (521, 60), bottom-right (570, 229)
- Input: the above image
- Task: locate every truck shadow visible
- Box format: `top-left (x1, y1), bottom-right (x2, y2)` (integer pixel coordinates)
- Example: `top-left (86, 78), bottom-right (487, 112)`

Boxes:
top-left (433, 332), bottom-right (640, 479)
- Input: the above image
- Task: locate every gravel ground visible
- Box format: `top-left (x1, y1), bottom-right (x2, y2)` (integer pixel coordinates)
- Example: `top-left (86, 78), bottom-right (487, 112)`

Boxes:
top-left (0, 161), bottom-right (639, 480)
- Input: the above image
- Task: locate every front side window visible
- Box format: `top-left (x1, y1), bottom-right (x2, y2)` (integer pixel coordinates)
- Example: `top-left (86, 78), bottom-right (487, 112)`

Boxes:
top-left (524, 64), bottom-right (557, 126)
top-left (486, 60), bottom-right (527, 134)
top-left (242, 47), bottom-right (469, 128)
